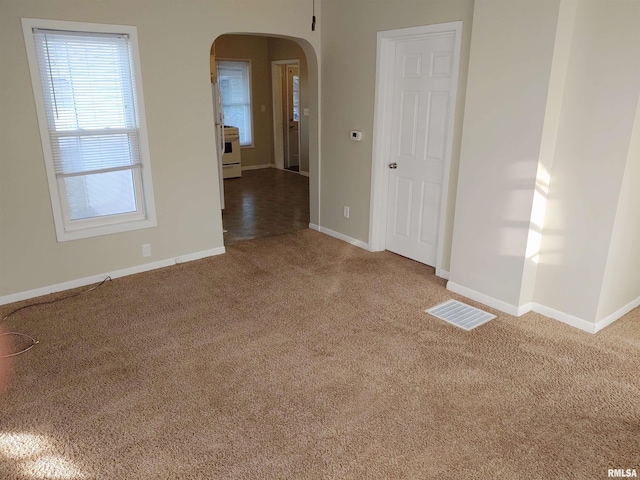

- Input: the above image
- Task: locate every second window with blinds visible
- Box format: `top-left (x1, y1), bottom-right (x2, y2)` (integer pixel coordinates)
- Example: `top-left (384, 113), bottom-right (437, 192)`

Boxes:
top-left (216, 60), bottom-right (253, 147)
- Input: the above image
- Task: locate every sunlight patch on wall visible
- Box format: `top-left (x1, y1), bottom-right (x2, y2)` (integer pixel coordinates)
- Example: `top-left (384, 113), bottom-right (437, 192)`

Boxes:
top-left (525, 229), bottom-right (542, 263)
top-left (530, 189), bottom-right (548, 229)
top-left (526, 165), bottom-right (551, 264)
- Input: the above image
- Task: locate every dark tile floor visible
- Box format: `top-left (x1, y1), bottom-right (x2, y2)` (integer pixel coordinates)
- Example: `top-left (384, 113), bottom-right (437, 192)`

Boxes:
top-left (222, 168), bottom-right (310, 245)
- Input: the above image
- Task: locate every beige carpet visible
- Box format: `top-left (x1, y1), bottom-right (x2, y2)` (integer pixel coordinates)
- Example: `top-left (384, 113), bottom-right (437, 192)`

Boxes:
top-left (0, 229), bottom-right (638, 479)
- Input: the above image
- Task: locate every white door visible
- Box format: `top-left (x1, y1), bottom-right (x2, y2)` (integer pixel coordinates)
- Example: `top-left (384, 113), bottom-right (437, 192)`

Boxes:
top-left (385, 33), bottom-right (456, 266)
top-left (271, 61), bottom-right (300, 171)
top-left (284, 65), bottom-right (300, 169)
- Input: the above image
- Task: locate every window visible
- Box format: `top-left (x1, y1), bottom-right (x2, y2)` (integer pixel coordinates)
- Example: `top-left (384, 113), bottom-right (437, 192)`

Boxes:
top-left (293, 75), bottom-right (300, 122)
top-left (22, 19), bottom-right (156, 241)
top-left (216, 60), bottom-right (253, 146)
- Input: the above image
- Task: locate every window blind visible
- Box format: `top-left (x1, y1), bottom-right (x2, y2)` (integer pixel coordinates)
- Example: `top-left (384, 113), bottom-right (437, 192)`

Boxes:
top-left (32, 29), bottom-right (141, 177)
top-left (217, 60), bottom-right (252, 146)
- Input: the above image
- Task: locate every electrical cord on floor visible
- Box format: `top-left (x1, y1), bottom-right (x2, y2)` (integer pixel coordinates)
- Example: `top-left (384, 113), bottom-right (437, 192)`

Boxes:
top-left (1, 332), bottom-right (39, 358)
top-left (0, 276), bottom-right (112, 358)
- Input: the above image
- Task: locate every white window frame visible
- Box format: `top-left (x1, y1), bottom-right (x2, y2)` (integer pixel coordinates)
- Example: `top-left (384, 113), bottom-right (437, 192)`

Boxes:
top-left (22, 18), bottom-right (157, 242)
top-left (216, 58), bottom-right (254, 148)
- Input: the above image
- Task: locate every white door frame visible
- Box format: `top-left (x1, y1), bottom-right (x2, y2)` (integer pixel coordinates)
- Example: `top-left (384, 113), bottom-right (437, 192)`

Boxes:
top-left (368, 22), bottom-right (462, 277)
top-left (271, 59), bottom-right (300, 171)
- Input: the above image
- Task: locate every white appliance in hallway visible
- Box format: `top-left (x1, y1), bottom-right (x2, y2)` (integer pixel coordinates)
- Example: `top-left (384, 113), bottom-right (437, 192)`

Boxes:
top-left (222, 126), bottom-right (242, 179)
top-left (212, 82), bottom-right (243, 213)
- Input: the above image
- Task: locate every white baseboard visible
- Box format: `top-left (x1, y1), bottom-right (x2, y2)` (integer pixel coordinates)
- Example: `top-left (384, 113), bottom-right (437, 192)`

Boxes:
top-left (531, 303), bottom-right (597, 334)
top-left (435, 268), bottom-right (450, 280)
top-left (529, 297), bottom-right (640, 334)
top-left (446, 281), bottom-right (522, 317)
top-left (445, 279), bottom-right (638, 333)
top-left (241, 163), bottom-right (274, 171)
top-left (444, 281), bottom-right (604, 333)
top-left (308, 223), bottom-right (369, 250)
top-left (0, 246), bottom-right (226, 306)
top-left (281, 168), bottom-right (309, 177)
top-left (594, 295), bottom-right (640, 333)
top-left (517, 302), bottom-right (534, 317)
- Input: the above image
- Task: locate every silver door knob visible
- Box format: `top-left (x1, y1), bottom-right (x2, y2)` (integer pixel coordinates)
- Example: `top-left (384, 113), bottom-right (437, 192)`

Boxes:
top-left (389, 162), bottom-right (398, 169)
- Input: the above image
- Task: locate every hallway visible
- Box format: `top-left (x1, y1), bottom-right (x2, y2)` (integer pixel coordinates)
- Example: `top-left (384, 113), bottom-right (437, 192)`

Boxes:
top-left (222, 168), bottom-right (309, 245)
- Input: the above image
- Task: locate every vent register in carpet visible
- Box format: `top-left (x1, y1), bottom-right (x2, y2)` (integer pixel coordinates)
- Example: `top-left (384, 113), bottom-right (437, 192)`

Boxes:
top-left (427, 300), bottom-right (496, 331)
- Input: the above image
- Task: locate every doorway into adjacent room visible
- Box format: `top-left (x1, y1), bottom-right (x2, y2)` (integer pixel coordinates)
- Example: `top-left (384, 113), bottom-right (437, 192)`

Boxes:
top-left (272, 62), bottom-right (301, 172)
top-left (210, 35), bottom-right (312, 245)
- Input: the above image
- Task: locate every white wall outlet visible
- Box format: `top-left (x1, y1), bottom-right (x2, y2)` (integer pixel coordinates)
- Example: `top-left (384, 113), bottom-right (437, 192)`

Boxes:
top-left (350, 130), bottom-right (363, 141)
top-left (303, 108), bottom-right (310, 116)
top-left (142, 244), bottom-right (151, 257)
top-left (343, 206), bottom-right (350, 218)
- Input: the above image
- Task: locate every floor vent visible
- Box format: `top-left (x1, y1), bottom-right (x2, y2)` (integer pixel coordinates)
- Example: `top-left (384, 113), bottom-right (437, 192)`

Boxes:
top-left (426, 300), bottom-right (496, 331)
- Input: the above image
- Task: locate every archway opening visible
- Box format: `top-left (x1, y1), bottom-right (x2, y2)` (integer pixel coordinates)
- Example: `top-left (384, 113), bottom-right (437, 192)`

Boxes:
top-left (209, 33), bottom-right (318, 245)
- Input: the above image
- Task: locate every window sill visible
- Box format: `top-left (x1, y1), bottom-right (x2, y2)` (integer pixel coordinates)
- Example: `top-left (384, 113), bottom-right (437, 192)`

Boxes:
top-left (56, 216), bottom-right (157, 242)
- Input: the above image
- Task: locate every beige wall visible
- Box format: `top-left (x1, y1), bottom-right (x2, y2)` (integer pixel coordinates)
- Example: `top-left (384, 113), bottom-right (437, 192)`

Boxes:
top-left (534, 0), bottom-right (640, 323)
top-left (597, 93), bottom-right (640, 321)
top-left (0, 0), bottom-right (320, 299)
top-left (518, 0), bottom-right (577, 307)
top-left (320, 0), bottom-right (474, 260)
top-left (449, 0), bottom-right (561, 307)
top-left (214, 34), bottom-right (274, 168)
top-left (448, 0), bottom-right (640, 327)
top-left (268, 37), bottom-right (310, 173)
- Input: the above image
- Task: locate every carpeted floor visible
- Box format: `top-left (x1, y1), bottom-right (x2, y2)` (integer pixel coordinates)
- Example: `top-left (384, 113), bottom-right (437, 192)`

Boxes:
top-left (0, 230), bottom-right (638, 479)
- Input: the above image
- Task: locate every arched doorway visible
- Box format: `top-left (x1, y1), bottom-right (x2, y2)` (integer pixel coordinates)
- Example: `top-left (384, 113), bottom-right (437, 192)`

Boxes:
top-left (209, 34), bottom-right (317, 245)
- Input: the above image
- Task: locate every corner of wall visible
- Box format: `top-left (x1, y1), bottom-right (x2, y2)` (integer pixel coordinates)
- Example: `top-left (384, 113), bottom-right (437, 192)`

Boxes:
top-left (595, 90), bottom-right (640, 323)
